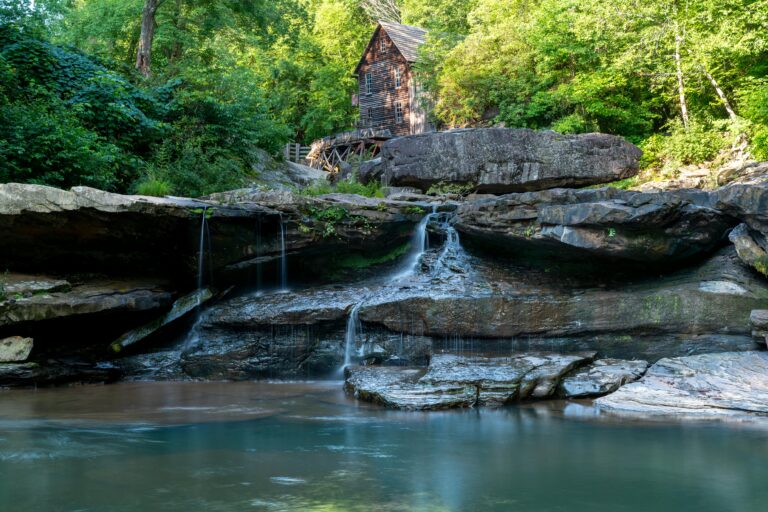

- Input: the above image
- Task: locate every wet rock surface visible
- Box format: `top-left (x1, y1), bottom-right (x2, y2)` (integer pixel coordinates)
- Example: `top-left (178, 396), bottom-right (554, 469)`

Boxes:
top-left (377, 128), bottom-right (641, 193)
top-left (345, 352), bottom-right (600, 410)
top-left (557, 358), bottom-right (648, 398)
top-left (454, 188), bottom-right (733, 262)
top-left (596, 351), bottom-right (768, 420)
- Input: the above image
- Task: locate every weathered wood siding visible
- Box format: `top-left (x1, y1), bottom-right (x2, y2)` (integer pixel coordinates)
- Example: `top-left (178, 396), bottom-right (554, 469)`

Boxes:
top-left (357, 28), bottom-right (414, 137)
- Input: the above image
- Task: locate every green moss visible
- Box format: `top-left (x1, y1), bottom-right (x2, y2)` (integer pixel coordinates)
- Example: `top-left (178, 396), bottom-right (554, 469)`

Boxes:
top-left (401, 205), bottom-right (426, 216)
top-left (426, 181), bottom-right (476, 196)
top-left (334, 243), bottom-right (410, 270)
top-left (189, 207), bottom-right (215, 219)
top-left (302, 205), bottom-right (373, 238)
top-left (592, 177), bottom-right (638, 190)
top-left (754, 256), bottom-right (768, 277)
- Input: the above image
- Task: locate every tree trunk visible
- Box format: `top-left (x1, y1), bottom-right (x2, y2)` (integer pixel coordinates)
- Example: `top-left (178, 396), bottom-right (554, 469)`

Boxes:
top-left (702, 68), bottom-right (738, 122)
top-left (136, 0), bottom-right (163, 78)
top-left (674, 19), bottom-right (689, 130)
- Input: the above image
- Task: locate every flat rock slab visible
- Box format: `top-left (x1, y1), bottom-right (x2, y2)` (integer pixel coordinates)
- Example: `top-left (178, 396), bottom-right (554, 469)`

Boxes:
top-left (558, 358), bottom-right (648, 398)
top-left (2, 274), bottom-right (70, 295)
top-left (0, 336), bottom-right (33, 362)
top-left (345, 352), bottom-right (597, 410)
top-left (0, 279), bottom-right (172, 327)
top-left (378, 128), bottom-right (641, 193)
top-left (0, 360), bottom-right (119, 388)
top-left (596, 351), bottom-right (768, 419)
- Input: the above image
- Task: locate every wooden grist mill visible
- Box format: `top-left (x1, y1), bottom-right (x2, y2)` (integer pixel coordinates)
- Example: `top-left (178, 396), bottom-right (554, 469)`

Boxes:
top-left (304, 21), bottom-right (433, 174)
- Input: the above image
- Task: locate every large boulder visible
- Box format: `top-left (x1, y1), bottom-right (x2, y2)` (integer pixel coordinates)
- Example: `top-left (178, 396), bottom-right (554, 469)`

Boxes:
top-left (454, 188), bottom-right (733, 262)
top-left (376, 128), bottom-right (642, 193)
top-left (557, 358), bottom-right (648, 398)
top-left (0, 336), bottom-right (33, 362)
top-left (596, 351), bottom-right (768, 420)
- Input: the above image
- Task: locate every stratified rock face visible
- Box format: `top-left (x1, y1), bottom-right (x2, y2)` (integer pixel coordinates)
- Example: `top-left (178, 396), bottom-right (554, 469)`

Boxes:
top-left (378, 128), bottom-right (642, 193)
top-left (454, 188), bottom-right (732, 262)
top-left (596, 351), bottom-right (768, 420)
top-left (361, 248), bottom-right (768, 339)
top-left (0, 184), bottom-right (422, 284)
top-left (558, 359), bottom-right (648, 398)
top-left (0, 336), bottom-right (33, 362)
top-left (0, 360), bottom-right (119, 388)
top-left (345, 352), bottom-right (597, 410)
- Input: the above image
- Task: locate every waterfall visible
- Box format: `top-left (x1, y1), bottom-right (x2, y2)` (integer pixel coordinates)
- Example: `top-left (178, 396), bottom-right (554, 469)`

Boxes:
top-left (183, 207), bottom-right (210, 352)
top-left (391, 204), bottom-right (438, 281)
top-left (340, 301), bottom-right (364, 373)
top-left (196, 207), bottom-right (208, 294)
top-left (279, 214), bottom-right (288, 291)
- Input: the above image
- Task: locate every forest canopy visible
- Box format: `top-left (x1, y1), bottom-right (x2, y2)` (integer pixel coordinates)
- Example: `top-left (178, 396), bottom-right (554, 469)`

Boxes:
top-left (1, 0), bottom-right (767, 196)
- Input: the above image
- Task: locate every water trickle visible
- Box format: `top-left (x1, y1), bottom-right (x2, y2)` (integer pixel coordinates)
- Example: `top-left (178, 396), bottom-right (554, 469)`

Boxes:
top-left (196, 207), bottom-right (208, 293)
top-left (341, 301), bottom-right (364, 372)
top-left (184, 207), bottom-right (210, 351)
top-left (434, 222), bottom-right (461, 271)
top-left (279, 214), bottom-right (288, 291)
top-left (391, 204), bottom-right (438, 281)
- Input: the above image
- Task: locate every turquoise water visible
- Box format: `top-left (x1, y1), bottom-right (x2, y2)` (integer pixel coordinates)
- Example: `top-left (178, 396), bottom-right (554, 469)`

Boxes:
top-left (1, 382), bottom-right (767, 512)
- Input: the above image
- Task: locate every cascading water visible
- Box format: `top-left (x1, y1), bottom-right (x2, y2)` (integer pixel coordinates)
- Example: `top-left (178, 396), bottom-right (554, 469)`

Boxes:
top-left (434, 221), bottom-right (462, 271)
top-left (391, 204), bottom-right (438, 282)
top-left (279, 214), bottom-right (288, 291)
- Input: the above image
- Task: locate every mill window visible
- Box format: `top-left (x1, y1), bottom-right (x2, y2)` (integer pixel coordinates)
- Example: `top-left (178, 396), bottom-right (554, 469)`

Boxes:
top-left (365, 72), bottom-right (372, 95)
top-left (395, 102), bottom-right (404, 123)
top-left (394, 68), bottom-right (401, 88)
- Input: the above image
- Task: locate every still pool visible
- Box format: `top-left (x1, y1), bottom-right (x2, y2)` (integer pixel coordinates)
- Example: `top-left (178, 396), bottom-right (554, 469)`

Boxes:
top-left (1, 381), bottom-right (767, 511)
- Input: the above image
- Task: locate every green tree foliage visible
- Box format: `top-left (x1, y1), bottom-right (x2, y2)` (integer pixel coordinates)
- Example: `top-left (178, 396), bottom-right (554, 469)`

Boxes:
top-left (3, 0), bottom-right (768, 196)
top-left (418, 0), bottom-right (768, 166)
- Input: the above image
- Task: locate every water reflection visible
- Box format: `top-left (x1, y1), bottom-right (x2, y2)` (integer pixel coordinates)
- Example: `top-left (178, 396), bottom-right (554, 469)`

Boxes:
top-left (0, 382), bottom-right (767, 511)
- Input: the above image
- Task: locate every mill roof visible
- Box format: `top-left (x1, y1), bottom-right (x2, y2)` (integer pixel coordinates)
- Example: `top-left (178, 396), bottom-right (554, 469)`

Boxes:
top-left (354, 21), bottom-right (428, 74)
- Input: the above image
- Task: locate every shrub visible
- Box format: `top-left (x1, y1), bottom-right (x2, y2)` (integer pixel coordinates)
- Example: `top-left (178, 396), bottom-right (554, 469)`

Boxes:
top-left (662, 121), bottom-right (727, 165)
top-left (297, 174), bottom-right (384, 198)
top-left (0, 101), bottom-right (136, 190)
top-left (134, 178), bottom-right (172, 197)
